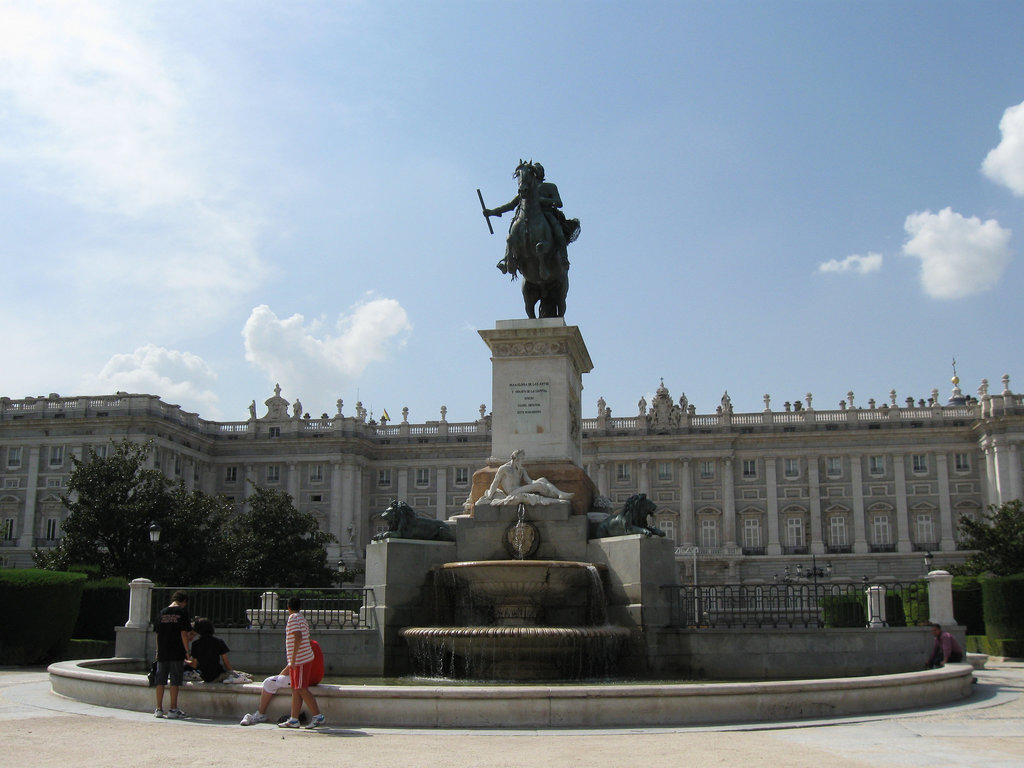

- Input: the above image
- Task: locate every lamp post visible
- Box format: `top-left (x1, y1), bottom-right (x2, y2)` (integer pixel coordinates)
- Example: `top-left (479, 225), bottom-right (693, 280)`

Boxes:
top-left (148, 522), bottom-right (161, 581)
top-left (924, 550), bottom-right (934, 573)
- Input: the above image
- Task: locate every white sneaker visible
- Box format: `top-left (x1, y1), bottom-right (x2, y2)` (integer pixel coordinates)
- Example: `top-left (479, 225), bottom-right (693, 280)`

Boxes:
top-left (154, 708), bottom-right (166, 718)
top-left (166, 708), bottom-right (187, 719)
top-left (240, 712), bottom-right (267, 726)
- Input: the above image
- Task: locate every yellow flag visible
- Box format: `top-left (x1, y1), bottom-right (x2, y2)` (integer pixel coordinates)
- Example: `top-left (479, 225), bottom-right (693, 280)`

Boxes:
top-left (382, 408), bottom-right (391, 422)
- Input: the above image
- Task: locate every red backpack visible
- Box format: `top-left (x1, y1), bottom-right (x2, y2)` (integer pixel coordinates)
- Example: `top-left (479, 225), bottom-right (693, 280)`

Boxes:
top-left (309, 639), bottom-right (325, 685)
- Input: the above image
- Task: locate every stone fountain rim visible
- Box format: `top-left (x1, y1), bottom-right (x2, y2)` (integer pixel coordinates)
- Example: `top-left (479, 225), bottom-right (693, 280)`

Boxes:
top-left (439, 559), bottom-right (605, 570)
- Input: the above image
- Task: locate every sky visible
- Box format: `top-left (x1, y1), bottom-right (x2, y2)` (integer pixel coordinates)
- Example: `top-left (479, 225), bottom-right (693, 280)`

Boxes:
top-left (1, 0), bottom-right (1022, 423)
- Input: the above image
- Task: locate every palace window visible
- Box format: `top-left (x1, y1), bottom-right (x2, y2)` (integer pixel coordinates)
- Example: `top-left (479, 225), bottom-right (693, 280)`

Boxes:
top-left (829, 516), bottom-right (848, 547)
top-left (872, 515), bottom-right (891, 546)
top-left (94, 444), bottom-right (108, 459)
top-left (742, 518), bottom-right (762, 548)
top-left (869, 455), bottom-right (885, 475)
top-left (45, 518), bottom-right (59, 541)
top-left (742, 459), bottom-right (757, 479)
top-left (783, 458), bottom-right (799, 478)
top-left (825, 457), bottom-right (842, 477)
top-left (377, 469), bottom-right (392, 487)
top-left (657, 462), bottom-right (673, 482)
top-left (616, 463), bottom-right (631, 482)
top-left (174, 456), bottom-right (182, 476)
top-left (269, 427), bottom-right (281, 438)
top-left (659, 518), bottom-right (676, 543)
top-left (49, 446), bottom-right (64, 466)
top-left (912, 454), bottom-right (928, 474)
top-left (6, 447), bottom-right (21, 469)
top-left (1, 518), bottom-right (14, 541)
top-left (954, 453), bottom-right (970, 472)
top-left (309, 464), bottom-right (324, 483)
top-left (225, 466), bottom-right (238, 483)
top-left (266, 465), bottom-right (280, 484)
top-left (699, 518), bottom-right (719, 548)
top-left (785, 517), bottom-right (804, 548)
top-left (415, 468), bottom-right (430, 487)
top-left (916, 513), bottom-right (935, 545)
top-left (699, 461), bottom-right (714, 480)
top-left (455, 467), bottom-right (469, 486)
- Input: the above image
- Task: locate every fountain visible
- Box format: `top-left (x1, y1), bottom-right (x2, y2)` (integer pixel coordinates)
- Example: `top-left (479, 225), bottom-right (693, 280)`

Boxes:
top-left (401, 559), bottom-right (632, 680)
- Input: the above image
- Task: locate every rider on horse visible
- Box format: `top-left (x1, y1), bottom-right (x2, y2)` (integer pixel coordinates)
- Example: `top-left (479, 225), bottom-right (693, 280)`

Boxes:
top-left (485, 162), bottom-right (579, 280)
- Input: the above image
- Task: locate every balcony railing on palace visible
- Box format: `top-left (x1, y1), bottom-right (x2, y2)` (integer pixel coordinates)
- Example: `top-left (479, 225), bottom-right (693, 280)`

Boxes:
top-left (668, 581), bottom-right (929, 629)
top-left (150, 587), bottom-right (375, 631)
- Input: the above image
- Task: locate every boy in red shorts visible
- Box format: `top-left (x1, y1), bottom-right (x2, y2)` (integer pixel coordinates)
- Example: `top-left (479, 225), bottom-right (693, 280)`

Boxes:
top-left (278, 596), bottom-right (324, 729)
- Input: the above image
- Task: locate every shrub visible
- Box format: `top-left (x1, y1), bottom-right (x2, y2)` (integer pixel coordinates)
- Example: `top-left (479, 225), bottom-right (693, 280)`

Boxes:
top-left (0, 569), bottom-right (86, 665)
top-left (952, 575), bottom-right (985, 635)
top-left (981, 573), bottom-right (1024, 642)
top-left (74, 578), bottom-right (130, 641)
top-left (821, 593), bottom-right (866, 627)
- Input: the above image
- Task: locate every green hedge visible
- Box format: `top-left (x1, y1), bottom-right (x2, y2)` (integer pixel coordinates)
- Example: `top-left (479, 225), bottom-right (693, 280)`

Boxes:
top-left (73, 578), bottom-right (130, 641)
top-left (966, 635), bottom-right (1024, 658)
top-left (821, 594), bottom-right (866, 627)
top-left (0, 569), bottom-right (86, 665)
top-left (952, 576), bottom-right (986, 636)
top-left (981, 574), bottom-right (1024, 641)
top-left (884, 583), bottom-right (929, 627)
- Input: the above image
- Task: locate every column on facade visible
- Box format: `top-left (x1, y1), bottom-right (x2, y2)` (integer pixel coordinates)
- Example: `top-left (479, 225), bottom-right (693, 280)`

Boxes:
top-left (992, 439), bottom-right (1011, 505)
top-left (893, 453), bottom-right (911, 552)
top-left (982, 440), bottom-right (997, 508)
top-left (678, 458), bottom-right (694, 547)
top-left (1009, 443), bottom-right (1023, 504)
top-left (637, 460), bottom-right (650, 495)
top-left (183, 457), bottom-right (195, 491)
top-left (340, 460), bottom-right (359, 559)
top-left (242, 463), bottom-right (255, 512)
top-left (808, 456), bottom-right (823, 555)
top-left (591, 461), bottom-right (606, 497)
top-left (435, 466), bottom-right (447, 520)
top-left (17, 446), bottom-right (40, 549)
top-left (805, 456), bottom-right (821, 555)
top-left (350, 459), bottom-right (364, 554)
top-left (721, 456), bottom-right (736, 547)
top-left (397, 468), bottom-right (408, 502)
top-left (935, 452), bottom-right (956, 550)
top-left (765, 455), bottom-right (780, 555)
top-left (287, 462), bottom-right (299, 502)
top-left (329, 460), bottom-right (344, 556)
top-left (850, 454), bottom-right (868, 553)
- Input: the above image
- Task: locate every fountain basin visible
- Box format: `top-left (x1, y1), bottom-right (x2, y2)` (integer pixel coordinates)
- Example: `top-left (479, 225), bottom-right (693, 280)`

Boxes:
top-left (401, 625), bottom-right (632, 681)
top-left (48, 658), bottom-right (977, 728)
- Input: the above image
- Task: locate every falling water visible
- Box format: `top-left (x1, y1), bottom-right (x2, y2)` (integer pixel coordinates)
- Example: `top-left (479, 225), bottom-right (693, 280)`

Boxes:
top-left (510, 502), bottom-right (529, 559)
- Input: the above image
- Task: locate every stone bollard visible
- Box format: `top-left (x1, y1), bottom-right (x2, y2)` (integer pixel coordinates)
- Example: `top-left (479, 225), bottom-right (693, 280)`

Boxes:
top-left (116, 578), bottom-right (154, 658)
top-left (260, 591), bottom-right (279, 612)
top-left (926, 570), bottom-right (956, 626)
top-left (866, 585), bottom-right (887, 628)
top-left (126, 578), bottom-right (154, 629)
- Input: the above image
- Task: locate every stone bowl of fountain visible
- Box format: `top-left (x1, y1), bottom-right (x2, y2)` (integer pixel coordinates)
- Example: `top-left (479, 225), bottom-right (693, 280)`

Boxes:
top-left (401, 559), bottom-right (632, 681)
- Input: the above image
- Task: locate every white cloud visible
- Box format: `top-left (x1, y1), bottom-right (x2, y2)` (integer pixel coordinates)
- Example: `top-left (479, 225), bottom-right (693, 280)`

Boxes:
top-left (902, 208), bottom-right (1012, 299)
top-left (818, 253), bottom-right (883, 275)
top-left (982, 100), bottom-right (1024, 197)
top-left (83, 344), bottom-right (221, 416)
top-left (242, 298), bottom-right (413, 410)
top-left (0, 1), bottom-right (265, 331)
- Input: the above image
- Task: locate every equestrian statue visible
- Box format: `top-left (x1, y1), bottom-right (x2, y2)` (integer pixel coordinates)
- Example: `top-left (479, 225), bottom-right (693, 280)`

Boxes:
top-left (479, 160), bottom-right (580, 318)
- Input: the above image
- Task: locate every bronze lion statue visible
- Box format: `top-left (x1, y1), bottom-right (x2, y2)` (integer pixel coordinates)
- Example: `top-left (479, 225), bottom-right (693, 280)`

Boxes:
top-left (372, 499), bottom-right (456, 542)
top-left (595, 493), bottom-right (665, 538)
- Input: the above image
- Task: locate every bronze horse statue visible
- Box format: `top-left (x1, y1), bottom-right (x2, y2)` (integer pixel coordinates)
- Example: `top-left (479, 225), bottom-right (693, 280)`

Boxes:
top-left (485, 160), bottom-right (578, 319)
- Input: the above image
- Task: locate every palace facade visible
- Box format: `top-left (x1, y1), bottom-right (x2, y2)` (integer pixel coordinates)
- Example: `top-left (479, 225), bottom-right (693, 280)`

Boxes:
top-left (1, 375), bottom-right (1021, 584)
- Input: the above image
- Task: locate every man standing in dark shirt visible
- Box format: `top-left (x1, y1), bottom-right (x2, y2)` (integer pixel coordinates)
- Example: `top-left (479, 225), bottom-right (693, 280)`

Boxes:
top-left (154, 591), bottom-right (192, 718)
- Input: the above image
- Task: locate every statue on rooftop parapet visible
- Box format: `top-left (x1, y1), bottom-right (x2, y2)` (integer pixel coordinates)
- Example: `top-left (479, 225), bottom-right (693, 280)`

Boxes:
top-left (480, 160), bottom-right (580, 319)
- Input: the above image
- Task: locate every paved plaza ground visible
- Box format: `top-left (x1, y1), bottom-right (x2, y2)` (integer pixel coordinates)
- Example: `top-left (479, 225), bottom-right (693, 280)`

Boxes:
top-left (1, 663), bottom-right (1022, 768)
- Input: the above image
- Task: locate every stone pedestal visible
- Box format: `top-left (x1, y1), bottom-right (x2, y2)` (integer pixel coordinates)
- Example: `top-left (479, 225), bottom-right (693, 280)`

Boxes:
top-left (452, 500), bottom-right (589, 561)
top-left (479, 319), bottom-right (593, 466)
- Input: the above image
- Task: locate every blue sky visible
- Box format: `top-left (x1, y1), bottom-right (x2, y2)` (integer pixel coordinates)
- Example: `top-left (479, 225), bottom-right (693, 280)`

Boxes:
top-left (1, 1), bottom-right (1022, 423)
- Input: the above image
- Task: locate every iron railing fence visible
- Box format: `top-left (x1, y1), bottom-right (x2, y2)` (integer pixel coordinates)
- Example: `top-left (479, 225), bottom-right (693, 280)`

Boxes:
top-left (150, 586), bottom-right (375, 631)
top-left (669, 581), bottom-right (929, 629)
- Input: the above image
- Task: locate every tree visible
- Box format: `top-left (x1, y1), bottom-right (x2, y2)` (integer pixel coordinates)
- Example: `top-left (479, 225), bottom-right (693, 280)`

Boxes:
top-left (155, 485), bottom-right (234, 585)
top-left (956, 499), bottom-right (1024, 576)
top-left (35, 439), bottom-right (237, 584)
top-left (227, 486), bottom-right (337, 587)
top-left (36, 440), bottom-right (171, 579)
